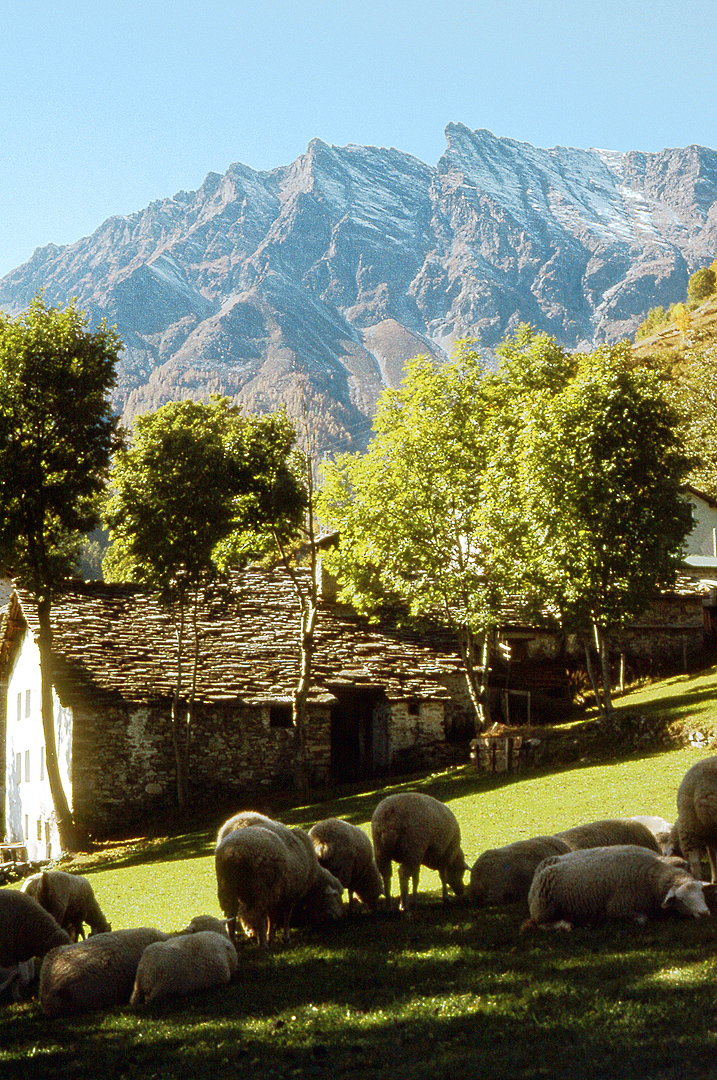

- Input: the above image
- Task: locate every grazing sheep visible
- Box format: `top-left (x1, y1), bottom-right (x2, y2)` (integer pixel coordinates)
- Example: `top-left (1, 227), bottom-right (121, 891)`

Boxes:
top-left (0, 959), bottom-right (36, 1002)
top-left (0, 888), bottom-right (70, 967)
top-left (467, 836), bottom-right (571, 907)
top-left (216, 811), bottom-right (344, 938)
top-left (554, 818), bottom-right (661, 853)
top-left (371, 792), bottom-right (467, 911)
top-left (308, 818), bottom-right (384, 912)
top-left (22, 870), bottom-right (111, 941)
top-left (523, 844), bottom-right (713, 931)
top-left (130, 930), bottom-right (238, 1005)
top-left (674, 756), bottom-right (717, 881)
top-left (39, 927), bottom-right (168, 1017)
top-left (216, 820), bottom-right (342, 947)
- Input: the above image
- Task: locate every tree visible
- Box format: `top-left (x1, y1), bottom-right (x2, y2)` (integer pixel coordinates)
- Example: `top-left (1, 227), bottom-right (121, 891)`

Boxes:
top-left (665, 341), bottom-right (717, 495)
top-left (508, 342), bottom-right (693, 717)
top-left (318, 342), bottom-right (499, 730)
top-left (688, 266), bottom-right (716, 304)
top-left (0, 294), bottom-right (122, 851)
top-left (103, 398), bottom-right (305, 808)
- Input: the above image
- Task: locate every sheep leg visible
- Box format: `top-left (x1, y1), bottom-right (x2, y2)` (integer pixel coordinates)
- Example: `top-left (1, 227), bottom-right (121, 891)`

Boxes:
top-left (398, 864), bottom-right (419, 912)
top-left (706, 846), bottom-right (717, 884)
top-left (377, 859), bottom-right (393, 910)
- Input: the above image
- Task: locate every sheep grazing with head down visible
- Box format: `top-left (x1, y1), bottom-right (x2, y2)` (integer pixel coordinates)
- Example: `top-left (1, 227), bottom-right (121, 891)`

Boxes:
top-left (0, 889), bottom-right (71, 1001)
top-left (216, 814), bottom-right (343, 948)
top-left (216, 811), bottom-right (343, 940)
top-left (628, 816), bottom-right (675, 855)
top-left (39, 927), bottom-right (169, 1017)
top-left (308, 818), bottom-right (384, 912)
top-left (467, 836), bottom-right (571, 908)
top-left (554, 817), bottom-right (662, 853)
top-left (674, 755), bottom-right (717, 881)
top-left (523, 844), bottom-right (713, 932)
top-left (371, 792), bottom-right (467, 911)
top-left (130, 930), bottom-right (238, 1005)
top-left (22, 870), bottom-right (111, 941)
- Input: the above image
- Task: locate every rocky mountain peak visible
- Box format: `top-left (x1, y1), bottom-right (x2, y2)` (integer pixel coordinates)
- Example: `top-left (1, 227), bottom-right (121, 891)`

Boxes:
top-left (1, 125), bottom-right (716, 456)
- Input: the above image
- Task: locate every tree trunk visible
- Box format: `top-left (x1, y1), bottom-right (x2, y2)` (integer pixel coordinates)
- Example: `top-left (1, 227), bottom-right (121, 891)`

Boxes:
top-left (593, 619), bottom-right (614, 718)
top-left (580, 629), bottom-right (605, 718)
top-left (37, 597), bottom-right (80, 852)
top-left (171, 600), bottom-right (188, 810)
top-left (457, 627), bottom-right (492, 732)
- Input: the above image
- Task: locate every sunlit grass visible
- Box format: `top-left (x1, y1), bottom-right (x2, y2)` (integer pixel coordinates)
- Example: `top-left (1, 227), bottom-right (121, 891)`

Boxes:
top-left (4, 666), bottom-right (717, 1077)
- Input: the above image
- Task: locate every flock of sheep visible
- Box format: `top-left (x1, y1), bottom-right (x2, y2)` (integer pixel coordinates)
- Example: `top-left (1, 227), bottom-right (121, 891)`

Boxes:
top-left (2, 753), bottom-right (717, 1018)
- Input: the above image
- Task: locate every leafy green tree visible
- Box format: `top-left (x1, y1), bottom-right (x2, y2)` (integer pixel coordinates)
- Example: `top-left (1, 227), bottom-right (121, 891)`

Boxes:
top-left (318, 342), bottom-right (500, 729)
top-left (103, 398), bottom-right (305, 807)
top-left (0, 294), bottom-right (122, 851)
top-left (508, 343), bottom-right (692, 716)
top-left (665, 341), bottom-right (717, 495)
top-left (688, 266), bottom-right (717, 304)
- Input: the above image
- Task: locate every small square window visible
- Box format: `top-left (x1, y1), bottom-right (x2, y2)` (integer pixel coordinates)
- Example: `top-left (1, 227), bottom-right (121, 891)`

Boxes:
top-left (407, 699), bottom-right (420, 716)
top-left (269, 704), bottom-right (293, 728)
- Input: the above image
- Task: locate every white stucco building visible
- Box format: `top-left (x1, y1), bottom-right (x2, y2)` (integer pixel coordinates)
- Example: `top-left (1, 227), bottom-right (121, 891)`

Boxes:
top-left (3, 623), bottom-right (72, 861)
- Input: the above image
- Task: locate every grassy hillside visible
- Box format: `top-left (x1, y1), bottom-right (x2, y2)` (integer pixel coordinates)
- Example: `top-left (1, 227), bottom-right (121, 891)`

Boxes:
top-left (632, 293), bottom-right (717, 362)
top-left (3, 668), bottom-right (717, 1079)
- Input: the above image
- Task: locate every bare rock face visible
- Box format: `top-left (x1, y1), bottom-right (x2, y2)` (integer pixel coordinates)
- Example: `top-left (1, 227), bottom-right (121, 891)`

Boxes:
top-left (2, 125), bottom-right (716, 451)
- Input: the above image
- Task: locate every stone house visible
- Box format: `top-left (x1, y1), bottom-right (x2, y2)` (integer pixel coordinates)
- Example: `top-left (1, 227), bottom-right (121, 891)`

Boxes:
top-left (1, 569), bottom-right (466, 859)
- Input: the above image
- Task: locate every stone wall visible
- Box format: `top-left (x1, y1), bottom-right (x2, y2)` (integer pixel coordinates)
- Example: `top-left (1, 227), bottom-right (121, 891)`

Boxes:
top-left (71, 697), bottom-right (332, 835)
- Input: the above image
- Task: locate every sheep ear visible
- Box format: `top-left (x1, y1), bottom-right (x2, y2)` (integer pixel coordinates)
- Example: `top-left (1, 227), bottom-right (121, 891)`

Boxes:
top-left (662, 886), bottom-right (678, 909)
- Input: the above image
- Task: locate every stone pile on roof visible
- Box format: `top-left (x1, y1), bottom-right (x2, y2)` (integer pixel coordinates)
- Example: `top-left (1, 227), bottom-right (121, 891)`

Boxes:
top-left (3, 569), bottom-right (466, 707)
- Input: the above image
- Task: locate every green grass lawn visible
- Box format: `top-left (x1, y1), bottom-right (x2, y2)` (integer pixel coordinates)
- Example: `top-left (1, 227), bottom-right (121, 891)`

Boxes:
top-left (3, 667), bottom-right (717, 1079)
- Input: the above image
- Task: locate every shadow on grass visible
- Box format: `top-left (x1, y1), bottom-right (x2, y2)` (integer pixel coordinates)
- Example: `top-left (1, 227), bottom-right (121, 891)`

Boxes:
top-left (3, 901), bottom-right (717, 1080)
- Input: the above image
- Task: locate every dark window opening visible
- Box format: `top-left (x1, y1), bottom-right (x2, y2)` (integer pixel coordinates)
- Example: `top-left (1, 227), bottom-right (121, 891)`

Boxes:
top-left (269, 703), bottom-right (293, 728)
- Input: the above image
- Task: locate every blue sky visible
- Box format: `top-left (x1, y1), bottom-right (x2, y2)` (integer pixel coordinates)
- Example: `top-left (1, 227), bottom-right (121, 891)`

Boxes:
top-left (1, 0), bottom-right (715, 280)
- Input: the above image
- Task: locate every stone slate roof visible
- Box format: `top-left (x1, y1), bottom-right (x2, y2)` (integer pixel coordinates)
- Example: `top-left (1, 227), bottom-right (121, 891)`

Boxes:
top-left (2, 570), bottom-right (466, 707)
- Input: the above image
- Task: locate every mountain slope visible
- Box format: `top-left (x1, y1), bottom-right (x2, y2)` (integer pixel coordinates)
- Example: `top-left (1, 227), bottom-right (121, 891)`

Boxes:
top-left (2, 124), bottom-right (716, 453)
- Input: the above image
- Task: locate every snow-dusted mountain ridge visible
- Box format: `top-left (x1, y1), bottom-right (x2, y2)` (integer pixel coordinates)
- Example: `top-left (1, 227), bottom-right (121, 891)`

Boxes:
top-left (2, 124), bottom-right (716, 453)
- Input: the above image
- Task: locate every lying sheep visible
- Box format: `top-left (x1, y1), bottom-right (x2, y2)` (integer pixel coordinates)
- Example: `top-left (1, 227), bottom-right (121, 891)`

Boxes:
top-left (175, 914), bottom-right (229, 937)
top-left (308, 818), bottom-right (384, 912)
top-left (467, 836), bottom-right (571, 907)
top-left (39, 927), bottom-right (168, 1017)
top-left (22, 870), bottom-right (111, 941)
top-left (523, 844), bottom-right (713, 931)
top-left (0, 888), bottom-right (70, 969)
top-left (216, 811), bottom-right (343, 938)
top-left (371, 792), bottom-right (467, 911)
top-left (629, 816), bottom-right (675, 854)
top-left (130, 930), bottom-right (238, 1005)
top-left (554, 818), bottom-right (661, 853)
top-left (674, 755), bottom-right (717, 881)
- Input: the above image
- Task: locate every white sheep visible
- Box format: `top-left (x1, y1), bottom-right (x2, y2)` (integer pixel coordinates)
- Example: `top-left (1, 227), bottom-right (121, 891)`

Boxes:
top-left (21, 870), bottom-right (111, 941)
top-left (523, 844), bottom-right (713, 931)
top-left (0, 888), bottom-right (70, 976)
top-left (175, 914), bottom-right (230, 936)
top-left (130, 930), bottom-right (238, 1005)
top-left (370, 792), bottom-right (467, 911)
top-left (308, 818), bottom-right (384, 912)
top-left (467, 836), bottom-right (571, 907)
top-left (674, 755), bottom-right (717, 881)
top-left (554, 817), bottom-right (662, 853)
top-left (39, 927), bottom-right (168, 1017)
top-left (628, 816), bottom-right (675, 854)
top-left (216, 811), bottom-right (344, 939)
top-left (215, 822), bottom-right (342, 948)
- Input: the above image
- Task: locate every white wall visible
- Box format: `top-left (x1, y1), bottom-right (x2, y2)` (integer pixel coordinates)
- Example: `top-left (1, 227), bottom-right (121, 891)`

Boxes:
top-left (4, 629), bottom-right (72, 861)
top-left (685, 492), bottom-right (717, 561)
